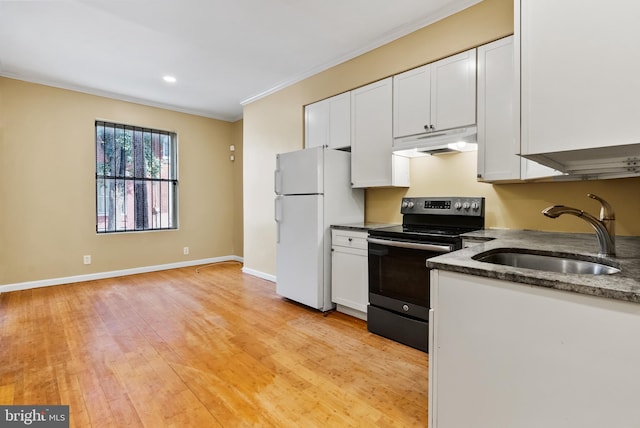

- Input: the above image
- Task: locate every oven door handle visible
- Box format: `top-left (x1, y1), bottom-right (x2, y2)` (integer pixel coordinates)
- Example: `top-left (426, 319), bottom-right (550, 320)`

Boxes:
top-left (367, 237), bottom-right (453, 253)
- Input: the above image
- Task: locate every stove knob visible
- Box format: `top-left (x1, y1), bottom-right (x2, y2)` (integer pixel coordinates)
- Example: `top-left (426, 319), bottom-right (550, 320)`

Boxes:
top-left (471, 202), bottom-right (480, 211)
top-left (401, 201), bottom-right (408, 209)
top-left (463, 202), bottom-right (471, 210)
top-left (402, 304), bottom-right (409, 312)
top-left (454, 202), bottom-right (463, 210)
top-left (407, 201), bottom-right (414, 209)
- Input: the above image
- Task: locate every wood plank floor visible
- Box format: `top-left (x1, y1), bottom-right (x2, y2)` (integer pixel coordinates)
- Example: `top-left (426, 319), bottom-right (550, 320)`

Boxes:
top-left (0, 262), bottom-right (428, 427)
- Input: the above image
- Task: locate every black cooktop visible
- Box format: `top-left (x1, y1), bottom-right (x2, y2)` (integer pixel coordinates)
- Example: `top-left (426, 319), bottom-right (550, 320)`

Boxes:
top-left (372, 224), bottom-right (479, 237)
top-left (368, 224), bottom-right (477, 245)
top-left (368, 196), bottom-right (486, 243)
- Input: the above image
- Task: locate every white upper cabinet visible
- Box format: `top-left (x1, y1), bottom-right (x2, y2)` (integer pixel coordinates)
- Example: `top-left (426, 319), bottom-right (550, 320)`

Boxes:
top-left (393, 48), bottom-right (477, 138)
top-left (393, 65), bottom-right (431, 138)
top-left (477, 36), bottom-right (520, 181)
top-left (431, 49), bottom-right (477, 131)
top-left (305, 92), bottom-right (351, 149)
top-left (477, 36), bottom-right (559, 182)
top-left (305, 101), bottom-right (328, 149)
top-left (518, 0), bottom-right (640, 176)
top-left (351, 78), bottom-right (410, 188)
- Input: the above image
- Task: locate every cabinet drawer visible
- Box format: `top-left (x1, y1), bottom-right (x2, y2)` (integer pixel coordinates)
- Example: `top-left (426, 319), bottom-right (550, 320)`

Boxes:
top-left (331, 230), bottom-right (368, 250)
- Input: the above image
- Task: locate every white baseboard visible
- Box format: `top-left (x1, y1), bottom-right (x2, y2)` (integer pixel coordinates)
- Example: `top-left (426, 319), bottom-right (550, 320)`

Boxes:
top-left (0, 255), bottom-right (244, 293)
top-left (241, 267), bottom-right (275, 283)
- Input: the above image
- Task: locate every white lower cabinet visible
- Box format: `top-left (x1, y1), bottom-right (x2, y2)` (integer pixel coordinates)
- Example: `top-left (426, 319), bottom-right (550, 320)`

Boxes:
top-left (331, 229), bottom-right (368, 320)
top-left (429, 269), bottom-right (640, 428)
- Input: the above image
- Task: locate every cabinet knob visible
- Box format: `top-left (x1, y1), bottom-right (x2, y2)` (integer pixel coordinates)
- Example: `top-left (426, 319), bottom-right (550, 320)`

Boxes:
top-left (424, 124), bottom-right (430, 130)
top-left (348, 237), bottom-right (352, 242)
top-left (430, 125), bottom-right (435, 131)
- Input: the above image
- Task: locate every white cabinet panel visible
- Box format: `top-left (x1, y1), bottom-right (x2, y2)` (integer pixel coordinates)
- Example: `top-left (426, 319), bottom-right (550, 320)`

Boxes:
top-left (477, 36), bottom-right (521, 181)
top-left (393, 65), bottom-right (431, 138)
top-left (331, 229), bottom-right (368, 320)
top-left (305, 93), bottom-right (351, 149)
top-left (519, 0), bottom-right (640, 155)
top-left (304, 101), bottom-right (328, 149)
top-left (351, 78), bottom-right (410, 188)
top-left (431, 49), bottom-right (476, 131)
top-left (328, 93), bottom-right (351, 149)
top-left (430, 270), bottom-right (640, 428)
top-left (477, 36), bottom-right (559, 182)
top-left (393, 49), bottom-right (476, 139)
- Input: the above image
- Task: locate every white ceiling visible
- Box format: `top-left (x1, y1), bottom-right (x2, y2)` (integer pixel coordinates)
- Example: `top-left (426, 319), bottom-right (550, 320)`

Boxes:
top-left (0, 0), bottom-right (480, 122)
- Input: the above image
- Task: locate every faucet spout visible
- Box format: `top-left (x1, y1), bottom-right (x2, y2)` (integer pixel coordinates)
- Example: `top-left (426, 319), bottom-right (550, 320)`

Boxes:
top-left (541, 194), bottom-right (616, 257)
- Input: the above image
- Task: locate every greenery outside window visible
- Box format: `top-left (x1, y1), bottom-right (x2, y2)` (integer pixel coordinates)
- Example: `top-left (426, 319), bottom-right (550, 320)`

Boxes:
top-left (95, 121), bottom-right (178, 233)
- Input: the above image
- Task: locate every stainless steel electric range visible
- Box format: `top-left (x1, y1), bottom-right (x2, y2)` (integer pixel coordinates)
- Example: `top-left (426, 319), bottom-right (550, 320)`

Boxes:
top-left (367, 196), bottom-right (485, 352)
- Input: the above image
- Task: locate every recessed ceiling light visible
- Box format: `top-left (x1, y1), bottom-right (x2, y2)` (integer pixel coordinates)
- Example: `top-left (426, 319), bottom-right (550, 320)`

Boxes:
top-left (163, 75), bottom-right (177, 83)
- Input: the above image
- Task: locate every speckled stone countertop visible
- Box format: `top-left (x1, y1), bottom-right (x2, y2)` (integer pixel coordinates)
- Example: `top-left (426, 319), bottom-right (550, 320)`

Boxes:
top-left (427, 229), bottom-right (640, 304)
top-left (331, 223), bottom-right (398, 232)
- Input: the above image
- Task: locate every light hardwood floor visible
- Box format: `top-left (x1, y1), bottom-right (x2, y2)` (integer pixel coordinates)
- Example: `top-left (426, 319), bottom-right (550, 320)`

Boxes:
top-left (0, 262), bottom-right (428, 427)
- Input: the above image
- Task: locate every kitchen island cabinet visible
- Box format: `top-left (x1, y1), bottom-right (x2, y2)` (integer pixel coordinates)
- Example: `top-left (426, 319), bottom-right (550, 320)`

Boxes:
top-left (427, 229), bottom-right (640, 428)
top-left (429, 269), bottom-right (640, 428)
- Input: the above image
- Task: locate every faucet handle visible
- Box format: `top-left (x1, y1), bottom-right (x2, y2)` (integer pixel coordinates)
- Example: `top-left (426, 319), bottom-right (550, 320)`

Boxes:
top-left (587, 193), bottom-right (615, 220)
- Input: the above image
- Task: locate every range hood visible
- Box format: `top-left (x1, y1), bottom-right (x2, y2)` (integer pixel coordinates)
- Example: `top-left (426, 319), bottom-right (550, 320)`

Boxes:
top-left (523, 143), bottom-right (640, 180)
top-left (392, 126), bottom-right (477, 158)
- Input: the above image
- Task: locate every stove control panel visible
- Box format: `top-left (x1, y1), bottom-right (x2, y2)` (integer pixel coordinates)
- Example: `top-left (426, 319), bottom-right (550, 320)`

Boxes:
top-left (401, 197), bottom-right (485, 216)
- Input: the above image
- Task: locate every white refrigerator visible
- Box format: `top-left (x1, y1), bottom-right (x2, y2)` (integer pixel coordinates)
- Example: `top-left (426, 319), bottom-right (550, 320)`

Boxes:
top-left (274, 147), bottom-right (364, 311)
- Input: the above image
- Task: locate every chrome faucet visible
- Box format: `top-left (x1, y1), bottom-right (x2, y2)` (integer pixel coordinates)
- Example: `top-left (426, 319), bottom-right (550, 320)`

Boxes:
top-left (542, 193), bottom-right (616, 257)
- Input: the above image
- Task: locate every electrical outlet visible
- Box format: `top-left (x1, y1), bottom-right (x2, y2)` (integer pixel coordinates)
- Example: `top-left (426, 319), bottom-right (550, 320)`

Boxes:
top-left (83, 255), bottom-right (92, 265)
top-left (183, 247), bottom-right (189, 255)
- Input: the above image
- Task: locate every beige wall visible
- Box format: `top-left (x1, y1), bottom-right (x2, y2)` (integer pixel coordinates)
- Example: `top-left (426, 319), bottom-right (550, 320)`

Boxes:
top-left (242, 0), bottom-right (640, 277)
top-left (0, 77), bottom-right (241, 285)
top-left (367, 152), bottom-right (640, 236)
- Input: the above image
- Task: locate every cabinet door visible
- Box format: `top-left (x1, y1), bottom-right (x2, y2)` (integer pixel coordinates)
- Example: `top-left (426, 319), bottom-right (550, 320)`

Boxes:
top-left (305, 100), bottom-right (328, 148)
top-left (431, 48), bottom-right (476, 131)
top-left (328, 93), bottom-right (351, 149)
top-left (305, 93), bottom-right (351, 150)
top-left (393, 65), bottom-right (431, 138)
top-left (331, 232), bottom-right (368, 315)
top-left (477, 36), bottom-right (559, 182)
top-left (477, 37), bottom-right (521, 181)
top-left (351, 78), bottom-right (396, 188)
top-left (431, 270), bottom-right (640, 428)
top-left (331, 247), bottom-right (368, 313)
top-left (520, 0), bottom-right (640, 155)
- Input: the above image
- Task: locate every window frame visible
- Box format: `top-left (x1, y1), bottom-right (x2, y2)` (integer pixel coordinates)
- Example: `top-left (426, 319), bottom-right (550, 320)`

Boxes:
top-left (95, 120), bottom-right (178, 234)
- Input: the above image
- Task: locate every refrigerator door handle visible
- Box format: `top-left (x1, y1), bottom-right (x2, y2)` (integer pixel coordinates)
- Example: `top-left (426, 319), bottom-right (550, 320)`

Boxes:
top-left (274, 168), bottom-right (282, 195)
top-left (274, 196), bottom-right (283, 243)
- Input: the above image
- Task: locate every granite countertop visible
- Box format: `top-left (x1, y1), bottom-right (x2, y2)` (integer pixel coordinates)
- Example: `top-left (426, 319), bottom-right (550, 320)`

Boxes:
top-left (331, 223), bottom-right (398, 232)
top-left (427, 229), bottom-right (640, 304)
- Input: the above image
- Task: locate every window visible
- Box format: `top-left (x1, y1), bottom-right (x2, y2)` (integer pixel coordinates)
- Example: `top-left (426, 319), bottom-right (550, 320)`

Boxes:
top-left (95, 121), bottom-right (178, 233)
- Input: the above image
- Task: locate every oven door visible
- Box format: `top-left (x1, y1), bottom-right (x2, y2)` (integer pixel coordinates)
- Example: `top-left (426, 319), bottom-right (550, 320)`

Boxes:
top-left (367, 237), bottom-right (453, 320)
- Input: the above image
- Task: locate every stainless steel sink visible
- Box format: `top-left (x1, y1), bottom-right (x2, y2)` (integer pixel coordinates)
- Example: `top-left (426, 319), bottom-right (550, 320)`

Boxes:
top-left (473, 249), bottom-right (620, 275)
